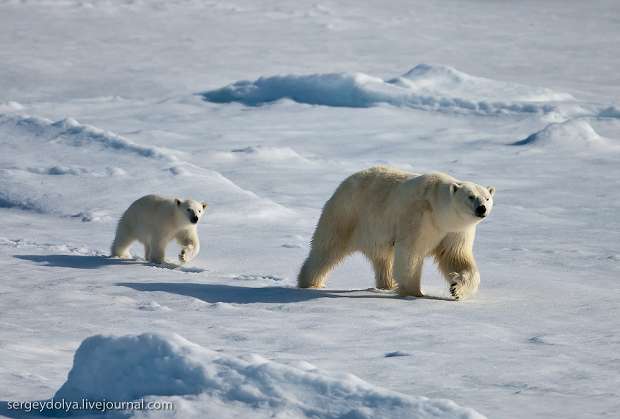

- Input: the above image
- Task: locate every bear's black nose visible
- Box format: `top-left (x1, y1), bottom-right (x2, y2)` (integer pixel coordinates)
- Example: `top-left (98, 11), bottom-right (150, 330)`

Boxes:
top-left (475, 205), bottom-right (486, 217)
top-left (191, 215), bottom-right (199, 224)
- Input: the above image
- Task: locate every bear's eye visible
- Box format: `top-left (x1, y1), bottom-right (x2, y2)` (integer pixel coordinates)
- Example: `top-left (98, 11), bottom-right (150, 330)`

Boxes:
top-left (468, 195), bottom-right (475, 201)
top-left (187, 209), bottom-right (192, 213)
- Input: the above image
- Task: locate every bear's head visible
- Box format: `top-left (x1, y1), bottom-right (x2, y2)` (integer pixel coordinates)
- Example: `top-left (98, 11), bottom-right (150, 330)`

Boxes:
top-left (450, 182), bottom-right (495, 226)
top-left (175, 198), bottom-right (208, 225)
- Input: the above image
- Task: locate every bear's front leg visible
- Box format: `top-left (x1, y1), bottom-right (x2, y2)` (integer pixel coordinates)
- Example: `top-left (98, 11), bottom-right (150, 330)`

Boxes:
top-left (177, 229), bottom-right (200, 264)
top-left (179, 244), bottom-right (197, 263)
top-left (393, 240), bottom-right (425, 297)
top-left (448, 270), bottom-right (480, 300)
top-left (433, 230), bottom-right (480, 300)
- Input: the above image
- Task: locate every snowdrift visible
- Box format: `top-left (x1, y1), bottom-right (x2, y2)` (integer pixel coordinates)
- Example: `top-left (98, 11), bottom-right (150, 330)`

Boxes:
top-left (0, 113), bottom-right (294, 222)
top-left (51, 333), bottom-right (486, 419)
top-left (202, 64), bottom-right (576, 116)
top-left (511, 119), bottom-right (613, 150)
top-left (0, 114), bottom-right (173, 161)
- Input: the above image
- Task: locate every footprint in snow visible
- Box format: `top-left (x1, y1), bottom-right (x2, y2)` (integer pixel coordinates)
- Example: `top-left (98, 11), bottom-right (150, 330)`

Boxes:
top-left (384, 351), bottom-right (412, 358)
top-left (233, 274), bottom-right (285, 282)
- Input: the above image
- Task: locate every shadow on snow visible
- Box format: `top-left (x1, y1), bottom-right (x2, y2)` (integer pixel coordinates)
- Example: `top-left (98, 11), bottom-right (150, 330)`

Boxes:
top-left (117, 282), bottom-right (453, 304)
top-left (14, 254), bottom-right (204, 272)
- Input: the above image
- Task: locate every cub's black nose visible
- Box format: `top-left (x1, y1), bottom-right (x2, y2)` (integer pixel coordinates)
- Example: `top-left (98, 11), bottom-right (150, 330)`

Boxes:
top-left (191, 215), bottom-right (199, 224)
top-left (475, 205), bottom-right (487, 217)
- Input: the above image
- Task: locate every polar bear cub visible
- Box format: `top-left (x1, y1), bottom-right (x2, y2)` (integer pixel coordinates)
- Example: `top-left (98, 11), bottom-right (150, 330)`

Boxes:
top-left (111, 194), bottom-right (207, 264)
top-left (298, 166), bottom-right (495, 300)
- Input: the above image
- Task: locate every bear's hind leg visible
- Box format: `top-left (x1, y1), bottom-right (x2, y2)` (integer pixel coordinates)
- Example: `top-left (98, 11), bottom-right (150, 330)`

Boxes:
top-left (298, 196), bottom-right (356, 288)
top-left (298, 243), bottom-right (350, 288)
top-left (110, 227), bottom-right (134, 259)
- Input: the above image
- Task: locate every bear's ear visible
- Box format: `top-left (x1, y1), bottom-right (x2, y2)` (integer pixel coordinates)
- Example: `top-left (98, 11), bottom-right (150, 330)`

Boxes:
top-left (202, 202), bottom-right (208, 210)
top-left (487, 186), bottom-right (495, 197)
top-left (175, 198), bottom-right (181, 206)
top-left (450, 183), bottom-right (461, 195)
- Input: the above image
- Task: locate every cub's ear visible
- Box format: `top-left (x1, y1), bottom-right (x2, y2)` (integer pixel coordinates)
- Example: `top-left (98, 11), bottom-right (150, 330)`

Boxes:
top-left (487, 186), bottom-right (496, 197)
top-left (175, 198), bottom-right (181, 206)
top-left (450, 183), bottom-right (462, 195)
top-left (202, 202), bottom-right (208, 210)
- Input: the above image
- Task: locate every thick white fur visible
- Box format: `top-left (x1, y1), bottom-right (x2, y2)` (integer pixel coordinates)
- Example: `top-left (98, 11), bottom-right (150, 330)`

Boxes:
top-left (111, 194), bottom-right (207, 264)
top-left (297, 166), bottom-right (495, 300)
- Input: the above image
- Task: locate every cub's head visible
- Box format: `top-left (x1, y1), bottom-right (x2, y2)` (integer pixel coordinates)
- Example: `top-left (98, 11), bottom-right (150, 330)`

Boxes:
top-left (175, 198), bottom-right (208, 224)
top-left (450, 182), bottom-right (495, 223)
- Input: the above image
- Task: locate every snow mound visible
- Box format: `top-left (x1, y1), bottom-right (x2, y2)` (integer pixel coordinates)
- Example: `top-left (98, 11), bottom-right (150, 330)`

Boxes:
top-left (598, 105), bottom-right (620, 118)
top-left (53, 333), bottom-right (485, 419)
top-left (0, 190), bottom-right (45, 212)
top-left (0, 112), bottom-right (294, 222)
top-left (512, 119), bottom-right (610, 149)
top-left (390, 64), bottom-right (574, 102)
top-left (220, 145), bottom-right (310, 162)
top-left (0, 114), bottom-right (174, 161)
top-left (0, 101), bottom-right (24, 112)
top-left (201, 64), bottom-right (574, 116)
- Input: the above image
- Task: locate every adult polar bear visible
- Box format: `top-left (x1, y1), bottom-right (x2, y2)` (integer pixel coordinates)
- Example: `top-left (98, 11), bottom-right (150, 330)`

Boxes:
top-left (298, 167), bottom-right (495, 300)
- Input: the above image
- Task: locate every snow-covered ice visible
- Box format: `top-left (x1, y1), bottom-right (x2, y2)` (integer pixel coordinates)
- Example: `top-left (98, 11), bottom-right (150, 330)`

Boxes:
top-left (1, 1), bottom-right (620, 418)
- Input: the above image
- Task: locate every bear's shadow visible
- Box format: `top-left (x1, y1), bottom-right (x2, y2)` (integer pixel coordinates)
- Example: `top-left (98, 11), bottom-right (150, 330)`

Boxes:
top-left (117, 282), bottom-right (453, 304)
top-left (14, 254), bottom-right (202, 272)
top-left (15, 254), bottom-right (131, 269)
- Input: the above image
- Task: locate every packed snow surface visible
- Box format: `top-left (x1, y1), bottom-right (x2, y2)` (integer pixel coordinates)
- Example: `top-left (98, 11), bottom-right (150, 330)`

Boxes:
top-left (1, 1), bottom-right (620, 419)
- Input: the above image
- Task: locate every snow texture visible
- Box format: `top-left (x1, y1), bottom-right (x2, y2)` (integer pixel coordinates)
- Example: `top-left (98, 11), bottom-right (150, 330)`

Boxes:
top-left (48, 333), bottom-right (484, 419)
top-left (201, 64), bottom-right (618, 119)
top-left (1, 1), bottom-right (620, 419)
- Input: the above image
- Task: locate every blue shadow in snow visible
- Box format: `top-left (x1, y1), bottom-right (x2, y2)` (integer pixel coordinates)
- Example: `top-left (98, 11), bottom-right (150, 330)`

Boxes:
top-left (14, 255), bottom-right (204, 273)
top-left (117, 282), bottom-right (452, 304)
top-left (14, 254), bottom-right (137, 270)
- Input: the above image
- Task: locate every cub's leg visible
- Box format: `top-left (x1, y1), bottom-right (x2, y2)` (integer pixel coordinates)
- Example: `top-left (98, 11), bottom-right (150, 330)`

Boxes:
top-left (176, 228), bottom-right (200, 264)
top-left (144, 242), bottom-right (151, 261)
top-left (147, 236), bottom-right (168, 264)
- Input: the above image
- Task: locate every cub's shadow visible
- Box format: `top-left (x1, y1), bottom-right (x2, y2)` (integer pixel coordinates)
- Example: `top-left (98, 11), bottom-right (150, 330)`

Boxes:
top-left (15, 254), bottom-right (131, 269)
top-left (14, 254), bottom-right (203, 272)
top-left (118, 282), bottom-right (452, 304)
